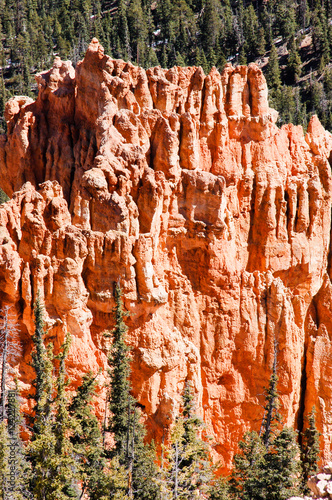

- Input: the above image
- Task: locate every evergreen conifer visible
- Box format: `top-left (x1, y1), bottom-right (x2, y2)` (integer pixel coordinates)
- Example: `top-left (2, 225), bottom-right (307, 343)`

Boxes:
top-left (69, 371), bottom-right (109, 499)
top-left (107, 284), bottom-right (160, 499)
top-left (266, 44), bottom-right (282, 91)
top-left (231, 431), bottom-right (266, 500)
top-left (29, 297), bottom-right (77, 499)
top-left (301, 407), bottom-right (320, 494)
top-left (231, 350), bottom-right (301, 500)
top-left (164, 382), bottom-right (212, 499)
top-left (287, 37), bottom-right (302, 83)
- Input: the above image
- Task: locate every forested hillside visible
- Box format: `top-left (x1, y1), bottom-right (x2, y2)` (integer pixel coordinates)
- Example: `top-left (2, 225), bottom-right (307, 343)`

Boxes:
top-left (0, 0), bottom-right (332, 132)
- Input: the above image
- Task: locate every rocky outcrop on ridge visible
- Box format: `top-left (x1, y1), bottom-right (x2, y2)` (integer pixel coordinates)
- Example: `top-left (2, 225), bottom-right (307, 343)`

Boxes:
top-left (1, 38), bottom-right (332, 469)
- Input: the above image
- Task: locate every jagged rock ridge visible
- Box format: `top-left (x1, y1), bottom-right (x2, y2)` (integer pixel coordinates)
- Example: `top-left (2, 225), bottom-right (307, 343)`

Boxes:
top-left (1, 38), bottom-right (332, 469)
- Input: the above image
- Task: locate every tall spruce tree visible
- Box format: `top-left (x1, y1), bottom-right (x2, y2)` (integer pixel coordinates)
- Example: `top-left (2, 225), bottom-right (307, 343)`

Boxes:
top-left (287, 37), bottom-right (302, 83)
top-left (301, 407), bottom-right (320, 494)
top-left (107, 284), bottom-right (131, 459)
top-left (0, 188), bottom-right (9, 204)
top-left (231, 345), bottom-right (300, 500)
top-left (29, 296), bottom-right (78, 499)
top-left (261, 342), bottom-right (280, 449)
top-left (266, 427), bottom-right (300, 500)
top-left (266, 44), bottom-right (282, 91)
top-left (107, 283), bottom-right (160, 499)
top-left (51, 333), bottom-right (78, 498)
top-left (69, 371), bottom-right (110, 499)
top-left (29, 294), bottom-right (53, 436)
top-left (28, 294), bottom-right (56, 499)
top-left (163, 382), bottom-right (213, 499)
top-left (230, 431), bottom-right (266, 500)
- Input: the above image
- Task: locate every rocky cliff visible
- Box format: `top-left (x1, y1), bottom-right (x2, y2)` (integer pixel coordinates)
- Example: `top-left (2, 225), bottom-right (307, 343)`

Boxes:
top-left (1, 38), bottom-right (332, 469)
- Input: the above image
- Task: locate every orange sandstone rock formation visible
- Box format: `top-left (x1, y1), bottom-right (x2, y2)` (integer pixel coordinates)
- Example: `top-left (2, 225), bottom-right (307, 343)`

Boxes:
top-left (1, 38), bottom-right (332, 469)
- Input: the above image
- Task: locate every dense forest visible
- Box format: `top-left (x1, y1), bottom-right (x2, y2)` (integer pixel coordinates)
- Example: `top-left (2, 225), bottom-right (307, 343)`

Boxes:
top-left (0, 289), bottom-right (321, 499)
top-left (0, 0), bottom-right (332, 134)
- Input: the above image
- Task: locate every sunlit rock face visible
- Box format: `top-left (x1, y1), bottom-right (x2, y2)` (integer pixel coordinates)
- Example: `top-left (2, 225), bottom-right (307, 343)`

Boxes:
top-left (1, 38), bottom-right (332, 469)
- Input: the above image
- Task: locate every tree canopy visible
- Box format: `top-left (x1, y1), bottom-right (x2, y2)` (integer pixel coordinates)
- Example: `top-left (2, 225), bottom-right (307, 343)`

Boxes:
top-left (0, 0), bottom-right (331, 133)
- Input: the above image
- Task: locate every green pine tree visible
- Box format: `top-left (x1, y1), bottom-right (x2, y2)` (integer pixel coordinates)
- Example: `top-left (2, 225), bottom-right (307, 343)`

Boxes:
top-left (69, 371), bottom-right (109, 499)
top-left (264, 427), bottom-right (300, 500)
top-left (28, 297), bottom-right (57, 499)
top-left (29, 293), bottom-right (53, 437)
top-left (209, 476), bottom-right (231, 500)
top-left (175, 52), bottom-right (186, 67)
top-left (164, 382), bottom-right (213, 499)
top-left (107, 284), bottom-right (160, 499)
top-left (287, 37), bottom-right (302, 83)
top-left (231, 431), bottom-right (266, 500)
top-left (266, 44), bottom-right (282, 91)
top-left (107, 284), bottom-right (131, 460)
top-left (300, 407), bottom-right (320, 494)
top-left (29, 296), bottom-right (78, 499)
top-left (51, 333), bottom-right (78, 498)
top-left (200, 0), bottom-right (220, 52)
top-left (238, 45), bottom-right (247, 66)
top-left (231, 346), bottom-right (301, 500)
top-left (114, 0), bottom-right (131, 60)
top-left (275, 0), bottom-right (297, 42)
top-left (261, 342), bottom-right (280, 450)
top-left (243, 5), bottom-right (259, 60)
top-left (127, 0), bottom-right (149, 66)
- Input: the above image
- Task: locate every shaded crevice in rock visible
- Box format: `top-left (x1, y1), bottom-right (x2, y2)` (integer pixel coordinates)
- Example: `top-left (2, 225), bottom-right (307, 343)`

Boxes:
top-left (297, 345), bottom-right (307, 443)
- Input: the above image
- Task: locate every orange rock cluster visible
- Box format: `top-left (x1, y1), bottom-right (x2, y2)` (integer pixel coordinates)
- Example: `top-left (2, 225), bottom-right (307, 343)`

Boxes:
top-left (1, 38), bottom-right (332, 469)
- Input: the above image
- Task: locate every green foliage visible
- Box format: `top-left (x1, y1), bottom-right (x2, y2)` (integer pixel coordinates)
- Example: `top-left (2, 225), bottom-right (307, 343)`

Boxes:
top-left (266, 44), bottom-right (281, 91)
top-left (209, 476), bottom-right (232, 500)
top-left (261, 342), bottom-right (280, 450)
top-left (107, 284), bottom-right (160, 499)
top-left (231, 428), bottom-right (301, 500)
top-left (301, 407), bottom-right (320, 494)
top-left (287, 37), bottom-right (302, 83)
top-left (107, 284), bottom-right (131, 459)
top-left (275, 0), bottom-right (297, 41)
top-left (29, 293), bottom-right (53, 437)
top-left (0, 0), bottom-right (330, 132)
top-left (230, 431), bottom-right (266, 500)
top-left (263, 427), bottom-right (300, 500)
top-left (163, 382), bottom-right (213, 499)
top-left (29, 296), bottom-right (78, 499)
top-left (231, 364), bottom-right (301, 500)
top-left (69, 371), bottom-right (108, 499)
top-left (243, 5), bottom-right (260, 60)
top-left (270, 85), bottom-right (307, 128)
